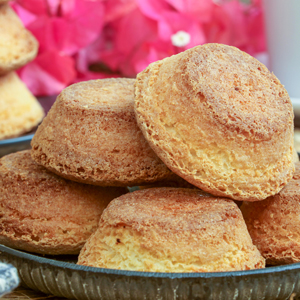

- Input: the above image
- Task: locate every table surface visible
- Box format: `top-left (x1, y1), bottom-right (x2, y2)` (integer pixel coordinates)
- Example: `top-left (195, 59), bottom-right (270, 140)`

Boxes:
top-left (3, 286), bottom-right (67, 299)
top-left (3, 286), bottom-right (299, 300)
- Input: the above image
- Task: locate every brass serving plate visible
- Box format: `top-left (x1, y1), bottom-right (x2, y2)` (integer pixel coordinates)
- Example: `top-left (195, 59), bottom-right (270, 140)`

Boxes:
top-left (0, 245), bottom-right (300, 300)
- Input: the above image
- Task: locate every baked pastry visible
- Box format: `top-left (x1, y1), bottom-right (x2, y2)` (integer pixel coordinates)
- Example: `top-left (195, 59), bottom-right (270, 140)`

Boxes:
top-left (241, 161), bottom-right (300, 265)
top-left (78, 187), bottom-right (265, 272)
top-left (0, 72), bottom-right (44, 140)
top-left (0, 150), bottom-right (127, 255)
top-left (139, 172), bottom-right (197, 190)
top-left (135, 43), bottom-right (294, 201)
top-left (31, 78), bottom-right (174, 187)
top-left (0, 4), bottom-right (38, 75)
top-left (293, 161), bottom-right (300, 180)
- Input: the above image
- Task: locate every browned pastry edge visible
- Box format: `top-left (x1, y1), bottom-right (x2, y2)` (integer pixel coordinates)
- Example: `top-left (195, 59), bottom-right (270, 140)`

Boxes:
top-left (78, 187), bottom-right (265, 272)
top-left (0, 150), bottom-right (127, 255)
top-left (31, 78), bottom-right (174, 187)
top-left (241, 165), bottom-right (300, 265)
top-left (134, 43), bottom-right (294, 201)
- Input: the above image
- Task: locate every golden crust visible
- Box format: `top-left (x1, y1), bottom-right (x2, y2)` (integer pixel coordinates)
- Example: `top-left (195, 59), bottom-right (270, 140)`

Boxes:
top-left (0, 72), bottom-right (44, 140)
top-left (78, 187), bottom-right (265, 272)
top-left (293, 161), bottom-right (300, 180)
top-left (241, 164), bottom-right (300, 265)
top-left (0, 4), bottom-right (38, 75)
top-left (139, 172), bottom-right (198, 190)
top-left (0, 150), bottom-right (127, 255)
top-left (134, 43), bottom-right (294, 201)
top-left (31, 78), bottom-right (174, 187)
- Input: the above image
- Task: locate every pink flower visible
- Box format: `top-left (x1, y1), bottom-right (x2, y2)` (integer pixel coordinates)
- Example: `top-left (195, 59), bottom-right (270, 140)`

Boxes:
top-left (12, 0), bottom-right (266, 96)
top-left (99, 7), bottom-right (158, 76)
top-left (13, 0), bottom-right (105, 96)
top-left (137, 0), bottom-right (207, 46)
top-left (98, 0), bottom-right (210, 76)
top-left (203, 0), bottom-right (266, 55)
top-left (104, 0), bottom-right (137, 22)
top-left (96, 0), bottom-right (265, 77)
top-left (19, 51), bottom-right (76, 96)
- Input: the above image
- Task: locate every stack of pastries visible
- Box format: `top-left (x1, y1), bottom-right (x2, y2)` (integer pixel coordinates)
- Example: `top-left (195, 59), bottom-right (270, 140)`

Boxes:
top-left (0, 2), bottom-right (44, 140)
top-left (0, 43), bottom-right (298, 273)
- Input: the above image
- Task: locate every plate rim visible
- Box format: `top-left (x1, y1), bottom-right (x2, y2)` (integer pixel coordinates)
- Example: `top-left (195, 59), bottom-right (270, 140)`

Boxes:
top-left (1, 244), bottom-right (300, 280)
top-left (0, 134), bottom-right (35, 146)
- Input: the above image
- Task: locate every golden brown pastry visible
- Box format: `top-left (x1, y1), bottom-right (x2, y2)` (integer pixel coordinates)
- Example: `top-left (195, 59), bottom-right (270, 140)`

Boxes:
top-left (135, 43), bottom-right (294, 201)
top-left (78, 187), bottom-right (265, 272)
top-left (293, 161), bottom-right (300, 180)
top-left (0, 150), bottom-right (127, 255)
top-left (31, 78), bottom-right (174, 187)
top-left (0, 72), bottom-right (44, 140)
top-left (139, 172), bottom-right (197, 190)
top-left (0, 4), bottom-right (38, 75)
top-left (241, 161), bottom-right (300, 265)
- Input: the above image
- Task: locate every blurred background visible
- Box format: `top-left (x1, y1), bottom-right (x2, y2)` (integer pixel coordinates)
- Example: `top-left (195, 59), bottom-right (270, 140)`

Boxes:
top-left (10, 0), bottom-right (267, 97)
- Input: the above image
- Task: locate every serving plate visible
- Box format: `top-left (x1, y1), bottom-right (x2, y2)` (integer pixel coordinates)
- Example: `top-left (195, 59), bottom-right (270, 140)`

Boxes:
top-left (1, 97), bottom-right (300, 299)
top-left (0, 244), bottom-right (300, 300)
top-left (0, 132), bottom-right (35, 158)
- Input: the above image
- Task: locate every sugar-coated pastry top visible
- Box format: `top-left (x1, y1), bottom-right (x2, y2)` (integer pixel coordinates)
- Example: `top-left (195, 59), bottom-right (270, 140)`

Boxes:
top-left (78, 187), bottom-right (265, 272)
top-left (31, 78), bottom-right (174, 187)
top-left (62, 78), bottom-right (135, 109)
top-left (186, 44), bottom-right (291, 141)
top-left (135, 43), bottom-right (294, 201)
top-left (0, 150), bottom-right (127, 255)
top-left (0, 4), bottom-right (38, 75)
top-left (103, 188), bottom-right (220, 231)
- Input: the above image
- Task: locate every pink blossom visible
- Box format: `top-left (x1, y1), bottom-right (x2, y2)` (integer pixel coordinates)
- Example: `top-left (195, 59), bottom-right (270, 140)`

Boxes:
top-left (13, 0), bottom-right (105, 95)
top-left (18, 51), bottom-right (76, 96)
top-left (22, 0), bottom-right (105, 55)
top-left (99, 1), bottom-right (209, 76)
top-left (100, 7), bottom-right (157, 76)
top-left (104, 0), bottom-right (137, 22)
top-left (12, 0), bottom-right (266, 96)
top-left (165, 0), bottom-right (214, 22)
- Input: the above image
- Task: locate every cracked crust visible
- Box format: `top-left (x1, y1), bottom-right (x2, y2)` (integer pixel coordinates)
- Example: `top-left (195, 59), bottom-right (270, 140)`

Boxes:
top-left (134, 43), bottom-right (294, 201)
top-left (241, 162), bottom-right (300, 265)
top-left (0, 150), bottom-right (127, 255)
top-left (78, 187), bottom-right (265, 272)
top-left (31, 78), bottom-right (174, 187)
